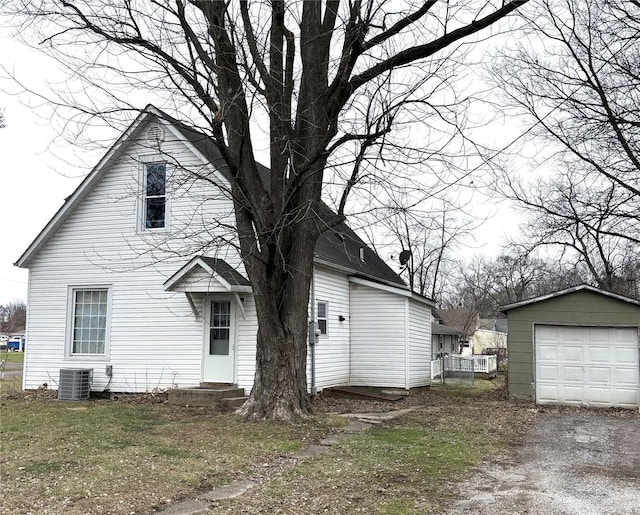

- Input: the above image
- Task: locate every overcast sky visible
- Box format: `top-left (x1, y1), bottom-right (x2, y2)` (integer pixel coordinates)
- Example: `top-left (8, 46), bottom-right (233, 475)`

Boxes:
top-left (0, 29), bottom-right (521, 305)
top-left (0, 34), bottom-right (91, 304)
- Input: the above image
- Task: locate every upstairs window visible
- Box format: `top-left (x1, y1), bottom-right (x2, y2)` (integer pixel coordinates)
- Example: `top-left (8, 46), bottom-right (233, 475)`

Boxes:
top-left (144, 162), bottom-right (166, 229)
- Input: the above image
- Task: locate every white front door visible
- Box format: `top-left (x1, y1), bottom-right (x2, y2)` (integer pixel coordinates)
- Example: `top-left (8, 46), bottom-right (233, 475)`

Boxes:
top-left (203, 299), bottom-right (235, 383)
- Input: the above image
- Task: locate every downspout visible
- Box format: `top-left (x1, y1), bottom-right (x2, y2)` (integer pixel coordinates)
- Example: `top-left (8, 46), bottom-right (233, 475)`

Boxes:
top-left (308, 266), bottom-right (317, 396)
top-left (404, 298), bottom-right (410, 390)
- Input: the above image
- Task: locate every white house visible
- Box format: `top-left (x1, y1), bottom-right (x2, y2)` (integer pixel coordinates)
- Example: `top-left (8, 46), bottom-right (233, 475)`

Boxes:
top-left (15, 107), bottom-right (434, 396)
top-left (472, 328), bottom-right (507, 356)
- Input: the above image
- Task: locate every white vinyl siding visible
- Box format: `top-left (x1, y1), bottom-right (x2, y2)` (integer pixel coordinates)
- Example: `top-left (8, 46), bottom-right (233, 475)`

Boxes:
top-left (20, 113), bottom-right (429, 396)
top-left (168, 266), bottom-right (242, 292)
top-left (311, 267), bottom-right (351, 389)
top-left (22, 120), bottom-right (239, 392)
top-left (408, 299), bottom-right (431, 388)
top-left (235, 295), bottom-right (258, 392)
top-left (349, 282), bottom-right (407, 388)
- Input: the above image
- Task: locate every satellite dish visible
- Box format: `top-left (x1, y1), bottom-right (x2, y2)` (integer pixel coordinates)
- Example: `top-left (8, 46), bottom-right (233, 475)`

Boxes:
top-left (399, 249), bottom-right (412, 265)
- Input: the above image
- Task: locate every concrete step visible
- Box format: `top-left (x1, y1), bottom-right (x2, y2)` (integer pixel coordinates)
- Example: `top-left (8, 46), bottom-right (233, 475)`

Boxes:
top-left (168, 386), bottom-right (245, 407)
top-left (220, 396), bottom-right (248, 409)
top-left (200, 382), bottom-right (234, 389)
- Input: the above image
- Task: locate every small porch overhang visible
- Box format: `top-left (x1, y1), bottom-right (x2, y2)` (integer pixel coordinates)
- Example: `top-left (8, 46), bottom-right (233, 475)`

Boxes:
top-left (164, 256), bottom-right (252, 320)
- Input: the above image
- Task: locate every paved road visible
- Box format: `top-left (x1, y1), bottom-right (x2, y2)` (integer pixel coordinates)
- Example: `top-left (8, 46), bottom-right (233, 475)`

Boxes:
top-left (448, 412), bottom-right (640, 515)
top-left (0, 362), bottom-right (23, 378)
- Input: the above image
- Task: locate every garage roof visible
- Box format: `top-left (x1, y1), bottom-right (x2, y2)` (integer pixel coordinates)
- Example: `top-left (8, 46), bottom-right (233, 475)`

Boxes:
top-left (500, 284), bottom-right (640, 312)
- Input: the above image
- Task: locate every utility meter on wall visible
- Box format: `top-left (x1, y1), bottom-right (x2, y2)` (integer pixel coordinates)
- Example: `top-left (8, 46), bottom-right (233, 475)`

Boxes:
top-left (308, 321), bottom-right (320, 345)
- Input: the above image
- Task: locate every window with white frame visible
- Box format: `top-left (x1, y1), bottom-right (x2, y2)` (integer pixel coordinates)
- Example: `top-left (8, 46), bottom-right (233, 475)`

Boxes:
top-left (143, 162), bottom-right (167, 229)
top-left (69, 288), bottom-right (110, 355)
top-left (317, 301), bottom-right (328, 336)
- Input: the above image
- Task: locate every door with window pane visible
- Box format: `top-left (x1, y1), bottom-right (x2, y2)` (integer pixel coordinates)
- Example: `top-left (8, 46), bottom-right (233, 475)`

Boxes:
top-left (202, 299), bottom-right (235, 383)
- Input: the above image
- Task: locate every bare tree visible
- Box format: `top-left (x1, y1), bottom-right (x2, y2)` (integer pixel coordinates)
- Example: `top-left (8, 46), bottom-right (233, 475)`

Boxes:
top-left (490, 0), bottom-right (639, 245)
top-left (449, 251), bottom-right (593, 317)
top-left (6, 0), bottom-right (528, 421)
top-left (0, 109), bottom-right (5, 128)
top-left (0, 301), bottom-right (27, 335)
top-left (502, 170), bottom-right (640, 296)
top-left (444, 255), bottom-right (495, 329)
top-left (368, 198), bottom-right (477, 302)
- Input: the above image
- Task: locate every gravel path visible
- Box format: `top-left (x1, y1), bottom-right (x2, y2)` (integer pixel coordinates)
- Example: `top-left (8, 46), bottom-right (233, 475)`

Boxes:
top-left (447, 412), bottom-right (640, 515)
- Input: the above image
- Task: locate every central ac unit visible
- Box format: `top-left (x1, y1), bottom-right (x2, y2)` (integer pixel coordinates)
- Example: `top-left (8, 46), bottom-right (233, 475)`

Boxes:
top-left (58, 369), bottom-right (92, 401)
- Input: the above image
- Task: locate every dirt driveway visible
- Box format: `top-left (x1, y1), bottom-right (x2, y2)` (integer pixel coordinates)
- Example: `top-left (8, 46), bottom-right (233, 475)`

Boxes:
top-left (448, 411), bottom-right (640, 514)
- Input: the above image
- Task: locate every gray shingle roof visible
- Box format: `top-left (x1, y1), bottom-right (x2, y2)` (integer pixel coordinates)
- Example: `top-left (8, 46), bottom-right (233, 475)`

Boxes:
top-left (167, 112), bottom-right (406, 288)
top-left (313, 212), bottom-right (405, 286)
top-left (198, 257), bottom-right (251, 286)
top-left (431, 323), bottom-right (467, 337)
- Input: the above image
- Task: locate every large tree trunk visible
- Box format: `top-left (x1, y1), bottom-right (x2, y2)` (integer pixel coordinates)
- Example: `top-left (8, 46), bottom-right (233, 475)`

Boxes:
top-left (236, 311), bottom-right (313, 422)
top-left (235, 215), bottom-right (318, 422)
top-left (191, 0), bottom-right (531, 422)
top-left (201, 1), bottom-right (324, 421)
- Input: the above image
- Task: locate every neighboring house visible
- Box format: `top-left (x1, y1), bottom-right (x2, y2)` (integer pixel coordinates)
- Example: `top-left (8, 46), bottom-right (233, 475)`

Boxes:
top-left (471, 329), bottom-right (506, 357)
top-left (431, 322), bottom-right (467, 359)
top-left (431, 308), bottom-right (478, 358)
top-left (431, 310), bottom-right (509, 358)
top-left (477, 318), bottom-right (508, 334)
top-left (435, 308), bottom-right (477, 336)
top-left (500, 285), bottom-right (640, 408)
top-left (15, 106), bottom-right (434, 395)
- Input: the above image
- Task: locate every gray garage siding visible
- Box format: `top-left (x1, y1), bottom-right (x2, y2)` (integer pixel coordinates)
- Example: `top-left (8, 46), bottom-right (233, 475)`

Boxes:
top-left (505, 290), bottom-right (640, 400)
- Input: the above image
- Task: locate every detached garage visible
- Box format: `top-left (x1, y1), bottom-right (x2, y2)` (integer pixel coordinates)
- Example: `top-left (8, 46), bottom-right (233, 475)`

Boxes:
top-left (500, 285), bottom-right (640, 408)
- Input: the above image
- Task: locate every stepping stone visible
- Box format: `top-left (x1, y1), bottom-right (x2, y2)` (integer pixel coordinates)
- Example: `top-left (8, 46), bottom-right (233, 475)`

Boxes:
top-left (199, 479), bottom-right (256, 501)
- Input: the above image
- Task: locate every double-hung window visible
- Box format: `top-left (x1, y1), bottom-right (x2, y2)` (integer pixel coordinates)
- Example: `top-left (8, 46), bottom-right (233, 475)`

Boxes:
top-left (317, 301), bottom-right (328, 336)
top-left (144, 162), bottom-right (167, 229)
top-left (69, 288), bottom-right (111, 356)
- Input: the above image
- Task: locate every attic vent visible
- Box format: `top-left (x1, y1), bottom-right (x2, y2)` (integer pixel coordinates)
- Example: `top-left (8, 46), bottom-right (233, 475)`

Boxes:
top-left (146, 125), bottom-right (165, 145)
top-left (359, 247), bottom-right (365, 262)
top-left (58, 369), bottom-right (92, 401)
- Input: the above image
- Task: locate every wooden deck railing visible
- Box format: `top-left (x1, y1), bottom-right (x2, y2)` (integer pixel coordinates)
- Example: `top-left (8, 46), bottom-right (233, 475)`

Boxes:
top-left (430, 354), bottom-right (497, 379)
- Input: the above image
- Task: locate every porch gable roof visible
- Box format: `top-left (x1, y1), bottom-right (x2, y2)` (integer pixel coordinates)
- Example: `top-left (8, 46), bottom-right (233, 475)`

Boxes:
top-left (164, 256), bottom-right (252, 293)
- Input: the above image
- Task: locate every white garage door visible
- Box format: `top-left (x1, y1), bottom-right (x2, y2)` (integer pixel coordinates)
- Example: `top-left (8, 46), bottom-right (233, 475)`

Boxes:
top-left (535, 325), bottom-right (639, 408)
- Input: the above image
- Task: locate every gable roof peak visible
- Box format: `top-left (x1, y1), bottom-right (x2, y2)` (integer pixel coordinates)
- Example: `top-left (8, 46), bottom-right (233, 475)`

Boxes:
top-left (500, 283), bottom-right (640, 312)
top-left (15, 108), bottom-right (405, 289)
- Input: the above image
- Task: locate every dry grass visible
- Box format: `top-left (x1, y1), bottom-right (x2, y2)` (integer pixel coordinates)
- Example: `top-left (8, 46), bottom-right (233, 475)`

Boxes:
top-left (214, 381), bottom-right (539, 514)
top-left (0, 397), bottom-right (336, 514)
top-left (0, 378), bottom-right (542, 515)
top-left (229, 418), bottom-right (501, 514)
top-left (0, 376), bottom-right (22, 396)
top-left (1, 351), bottom-right (24, 365)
